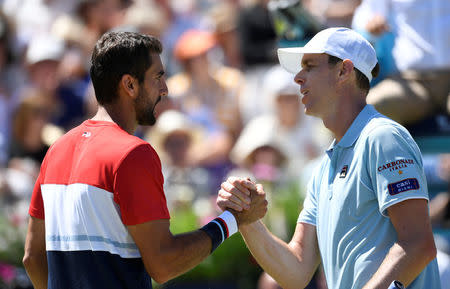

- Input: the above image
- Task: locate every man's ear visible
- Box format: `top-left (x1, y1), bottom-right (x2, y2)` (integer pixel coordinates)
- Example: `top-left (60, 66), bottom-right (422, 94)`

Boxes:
top-left (121, 74), bottom-right (138, 98)
top-left (339, 59), bottom-right (355, 81)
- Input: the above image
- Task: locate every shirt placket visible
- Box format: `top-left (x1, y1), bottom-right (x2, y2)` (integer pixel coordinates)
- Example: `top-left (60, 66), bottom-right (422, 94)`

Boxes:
top-left (327, 147), bottom-right (340, 200)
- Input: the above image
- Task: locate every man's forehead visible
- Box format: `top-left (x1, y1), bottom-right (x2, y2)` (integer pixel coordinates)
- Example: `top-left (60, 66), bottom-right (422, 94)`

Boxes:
top-left (149, 54), bottom-right (164, 72)
top-left (301, 53), bottom-right (327, 64)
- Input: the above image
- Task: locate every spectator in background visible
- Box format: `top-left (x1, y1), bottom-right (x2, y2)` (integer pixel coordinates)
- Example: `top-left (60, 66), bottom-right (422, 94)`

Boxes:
top-left (24, 34), bottom-right (64, 115)
top-left (237, 0), bottom-right (279, 124)
top-left (9, 91), bottom-right (52, 165)
top-left (207, 1), bottom-right (243, 69)
top-left (1, 0), bottom-right (75, 49)
top-left (122, 0), bottom-right (169, 38)
top-left (4, 90), bottom-right (59, 219)
top-left (0, 11), bottom-right (25, 167)
top-left (238, 0), bottom-right (277, 69)
top-left (260, 66), bottom-right (330, 173)
top-left (75, 0), bottom-right (131, 53)
top-left (235, 66), bottom-right (329, 181)
top-left (352, 0), bottom-right (450, 128)
top-left (24, 34), bottom-right (87, 131)
top-left (167, 29), bottom-right (244, 192)
top-left (305, 0), bottom-right (361, 28)
top-left (146, 109), bottom-right (212, 213)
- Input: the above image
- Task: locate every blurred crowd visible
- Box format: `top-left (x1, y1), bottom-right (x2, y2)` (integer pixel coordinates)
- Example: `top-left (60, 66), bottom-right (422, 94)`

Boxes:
top-left (0, 0), bottom-right (448, 288)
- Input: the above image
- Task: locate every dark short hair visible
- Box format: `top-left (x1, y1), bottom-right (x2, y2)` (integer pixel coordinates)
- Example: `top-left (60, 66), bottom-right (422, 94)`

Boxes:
top-left (90, 31), bottom-right (162, 105)
top-left (328, 55), bottom-right (379, 93)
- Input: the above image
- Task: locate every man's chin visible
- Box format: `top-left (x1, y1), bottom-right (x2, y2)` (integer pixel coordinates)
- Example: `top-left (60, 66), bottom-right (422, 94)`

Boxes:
top-left (137, 114), bottom-right (156, 126)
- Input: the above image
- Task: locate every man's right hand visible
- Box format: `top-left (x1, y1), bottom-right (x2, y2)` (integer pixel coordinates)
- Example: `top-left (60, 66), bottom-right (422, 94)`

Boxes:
top-left (217, 177), bottom-right (268, 226)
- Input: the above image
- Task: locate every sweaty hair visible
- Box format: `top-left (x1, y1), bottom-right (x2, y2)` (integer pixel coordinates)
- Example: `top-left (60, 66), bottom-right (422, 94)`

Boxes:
top-left (328, 55), bottom-right (379, 94)
top-left (90, 31), bottom-right (162, 105)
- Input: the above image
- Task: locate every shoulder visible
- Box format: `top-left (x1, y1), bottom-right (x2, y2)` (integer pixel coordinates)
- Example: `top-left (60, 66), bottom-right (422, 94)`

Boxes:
top-left (44, 123), bottom-right (84, 155)
top-left (360, 115), bottom-right (422, 161)
top-left (362, 115), bottom-right (415, 147)
top-left (117, 142), bottom-right (161, 171)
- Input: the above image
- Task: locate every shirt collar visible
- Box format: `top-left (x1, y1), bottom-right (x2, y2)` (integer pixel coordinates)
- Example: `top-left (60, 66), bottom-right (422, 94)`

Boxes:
top-left (334, 104), bottom-right (381, 149)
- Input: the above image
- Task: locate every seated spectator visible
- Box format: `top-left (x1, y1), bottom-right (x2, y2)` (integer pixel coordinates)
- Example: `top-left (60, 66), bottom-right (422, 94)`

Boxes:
top-left (352, 0), bottom-right (450, 127)
top-left (229, 113), bottom-right (301, 240)
top-left (167, 29), bottom-right (244, 190)
top-left (146, 109), bottom-right (212, 213)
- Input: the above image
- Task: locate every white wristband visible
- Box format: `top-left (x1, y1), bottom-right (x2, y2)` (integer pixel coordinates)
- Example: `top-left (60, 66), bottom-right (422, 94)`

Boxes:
top-left (218, 210), bottom-right (238, 237)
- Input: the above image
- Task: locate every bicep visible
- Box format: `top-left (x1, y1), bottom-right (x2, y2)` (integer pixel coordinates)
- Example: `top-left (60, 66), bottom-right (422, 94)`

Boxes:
top-left (387, 199), bottom-right (434, 242)
top-left (127, 219), bottom-right (172, 264)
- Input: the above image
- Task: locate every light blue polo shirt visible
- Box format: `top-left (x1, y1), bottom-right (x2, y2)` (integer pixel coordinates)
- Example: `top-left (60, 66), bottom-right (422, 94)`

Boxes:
top-left (299, 105), bottom-right (440, 289)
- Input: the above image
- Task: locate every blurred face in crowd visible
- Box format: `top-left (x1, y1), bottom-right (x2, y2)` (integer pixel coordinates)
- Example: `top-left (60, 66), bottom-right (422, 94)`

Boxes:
top-left (28, 60), bottom-right (61, 93)
top-left (163, 131), bottom-right (191, 166)
top-left (134, 54), bottom-right (167, 126)
top-left (294, 53), bottom-right (340, 118)
top-left (184, 53), bottom-right (209, 81)
top-left (275, 93), bottom-right (301, 128)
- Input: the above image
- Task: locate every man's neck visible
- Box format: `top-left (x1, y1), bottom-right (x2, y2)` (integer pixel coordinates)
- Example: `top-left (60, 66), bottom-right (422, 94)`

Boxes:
top-left (91, 105), bottom-right (137, 135)
top-left (323, 99), bottom-right (366, 143)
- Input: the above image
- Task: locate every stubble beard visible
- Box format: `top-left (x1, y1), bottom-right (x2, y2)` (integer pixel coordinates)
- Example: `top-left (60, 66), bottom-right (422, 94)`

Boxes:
top-left (135, 88), bottom-right (158, 126)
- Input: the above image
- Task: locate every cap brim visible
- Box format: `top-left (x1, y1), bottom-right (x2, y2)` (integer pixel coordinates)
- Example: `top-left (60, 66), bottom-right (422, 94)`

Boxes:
top-left (277, 47), bottom-right (325, 74)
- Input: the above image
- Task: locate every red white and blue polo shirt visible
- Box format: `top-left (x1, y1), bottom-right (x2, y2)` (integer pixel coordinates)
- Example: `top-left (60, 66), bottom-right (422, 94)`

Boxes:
top-left (29, 120), bottom-right (170, 289)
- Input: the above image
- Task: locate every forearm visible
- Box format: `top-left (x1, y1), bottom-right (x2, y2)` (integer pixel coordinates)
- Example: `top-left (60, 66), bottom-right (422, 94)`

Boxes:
top-left (154, 230), bottom-right (212, 282)
top-left (140, 213), bottom-right (237, 284)
top-left (362, 241), bottom-right (436, 289)
top-left (23, 251), bottom-right (48, 289)
top-left (23, 216), bottom-right (47, 289)
top-left (240, 221), bottom-right (320, 289)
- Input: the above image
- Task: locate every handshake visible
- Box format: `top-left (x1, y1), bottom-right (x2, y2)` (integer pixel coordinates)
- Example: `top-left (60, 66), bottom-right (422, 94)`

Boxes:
top-left (216, 177), bottom-right (268, 227)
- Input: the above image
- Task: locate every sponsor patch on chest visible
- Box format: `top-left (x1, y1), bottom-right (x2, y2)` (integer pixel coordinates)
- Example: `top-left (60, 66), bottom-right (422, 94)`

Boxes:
top-left (387, 178), bottom-right (420, 195)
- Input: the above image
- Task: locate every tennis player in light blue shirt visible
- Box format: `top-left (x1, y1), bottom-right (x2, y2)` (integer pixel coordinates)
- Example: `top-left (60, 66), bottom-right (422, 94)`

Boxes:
top-left (299, 104), bottom-right (440, 289)
top-left (217, 27), bottom-right (440, 289)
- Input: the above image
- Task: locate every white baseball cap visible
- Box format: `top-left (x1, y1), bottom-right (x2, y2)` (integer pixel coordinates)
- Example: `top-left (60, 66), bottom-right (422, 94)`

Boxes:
top-left (277, 27), bottom-right (378, 82)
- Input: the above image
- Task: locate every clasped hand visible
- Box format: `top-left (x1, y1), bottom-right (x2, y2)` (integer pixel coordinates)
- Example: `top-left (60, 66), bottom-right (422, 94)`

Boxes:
top-left (217, 177), bottom-right (268, 226)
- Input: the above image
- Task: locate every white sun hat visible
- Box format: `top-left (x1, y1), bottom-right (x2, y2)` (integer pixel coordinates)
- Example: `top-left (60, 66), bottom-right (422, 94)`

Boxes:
top-left (277, 27), bottom-right (378, 82)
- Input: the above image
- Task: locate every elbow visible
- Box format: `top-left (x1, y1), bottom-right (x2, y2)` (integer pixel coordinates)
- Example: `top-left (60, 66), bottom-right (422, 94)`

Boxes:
top-left (406, 236), bottom-right (437, 265)
top-left (143, 262), bottom-right (174, 284)
top-left (23, 252), bottom-right (37, 271)
top-left (423, 239), bottom-right (437, 263)
top-left (418, 234), bottom-right (437, 263)
top-left (149, 268), bottom-right (172, 284)
top-left (22, 254), bottom-right (30, 269)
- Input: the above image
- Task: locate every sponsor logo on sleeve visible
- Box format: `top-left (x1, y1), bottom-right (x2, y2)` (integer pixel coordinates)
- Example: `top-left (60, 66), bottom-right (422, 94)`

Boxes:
top-left (387, 178), bottom-right (420, 195)
top-left (378, 159), bottom-right (414, 174)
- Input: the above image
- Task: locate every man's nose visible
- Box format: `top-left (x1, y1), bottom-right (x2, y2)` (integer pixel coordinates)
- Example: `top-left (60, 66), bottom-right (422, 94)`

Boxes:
top-left (294, 70), bottom-right (305, 86)
top-left (160, 80), bottom-right (168, 97)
